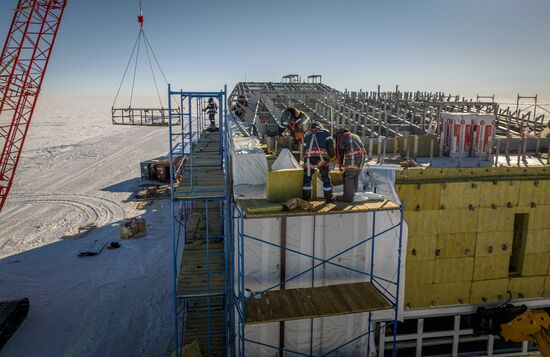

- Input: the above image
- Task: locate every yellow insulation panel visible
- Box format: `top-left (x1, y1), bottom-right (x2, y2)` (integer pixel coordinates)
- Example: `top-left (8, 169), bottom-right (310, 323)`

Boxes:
top-left (266, 169), bottom-right (307, 203)
top-left (399, 174), bottom-right (550, 308)
top-left (521, 253), bottom-right (550, 277)
top-left (436, 233), bottom-right (476, 259)
top-left (508, 276), bottom-right (545, 299)
top-left (518, 180), bottom-right (536, 206)
top-left (394, 134), bottom-right (438, 157)
top-left (266, 169), bottom-right (347, 203)
top-left (432, 282), bottom-right (471, 306)
top-left (476, 208), bottom-right (515, 233)
top-left (396, 166), bottom-right (550, 183)
top-left (439, 182), bottom-right (481, 209)
top-left (439, 209), bottom-right (478, 234)
top-left (406, 260), bottom-right (435, 285)
top-left (405, 285), bottom-right (434, 308)
top-left (474, 231), bottom-right (513, 257)
top-left (473, 255), bottom-right (510, 281)
top-left (544, 276), bottom-right (550, 297)
top-left (513, 204), bottom-right (535, 215)
top-left (470, 279), bottom-right (510, 303)
top-left (479, 180), bottom-right (520, 208)
top-left (405, 210), bottom-right (440, 236)
top-left (407, 235), bottom-right (436, 261)
top-left (398, 183), bottom-right (441, 211)
top-left (534, 180), bottom-right (550, 205)
top-left (405, 282), bottom-right (471, 308)
top-left (329, 171), bottom-right (344, 186)
top-left (525, 229), bottom-right (550, 253)
top-left (434, 258), bottom-right (474, 283)
top-left (529, 205), bottom-right (550, 229)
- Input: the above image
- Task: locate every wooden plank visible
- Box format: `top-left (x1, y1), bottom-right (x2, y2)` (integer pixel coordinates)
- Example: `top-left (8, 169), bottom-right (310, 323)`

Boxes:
top-left (175, 191), bottom-right (225, 200)
top-left (338, 283), bottom-right (368, 312)
top-left (267, 289), bottom-right (285, 321)
top-left (308, 287), bottom-right (338, 317)
top-left (245, 282), bottom-right (392, 324)
top-left (177, 240), bottom-right (226, 298)
top-left (333, 283), bottom-right (362, 312)
top-left (249, 292), bottom-right (272, 322)
top-left (276, 289), bottom-right (301, 319)
top-left (285, 288), bottom-right (307, 318)
top-left (321, 286), bottom-right (349, 313)
top-left (238, 198), bottom-right (400, 219)
top-left (178, 131), bottom-right (227, 355)
top-left (184, 302), bottom-right (226, 355)
top-left (290, 288), bottom-right (317, 318)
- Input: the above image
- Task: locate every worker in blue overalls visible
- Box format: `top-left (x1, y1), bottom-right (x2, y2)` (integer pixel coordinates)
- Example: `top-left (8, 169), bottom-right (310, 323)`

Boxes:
top-left (303, 121), bottom-right (336, 202)
top-left (335, 128), bottom-right (366, 202)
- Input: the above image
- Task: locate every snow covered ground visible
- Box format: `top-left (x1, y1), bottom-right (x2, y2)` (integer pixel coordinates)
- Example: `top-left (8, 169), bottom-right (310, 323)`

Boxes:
top-left (0, 96), bottom-right (174, 356)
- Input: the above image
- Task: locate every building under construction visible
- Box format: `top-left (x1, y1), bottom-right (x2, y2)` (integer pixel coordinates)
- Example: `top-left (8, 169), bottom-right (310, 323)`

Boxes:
top-left (168, 77), bottom-right (550, 356)
top-left (1, 1), bottom-right (549, 356)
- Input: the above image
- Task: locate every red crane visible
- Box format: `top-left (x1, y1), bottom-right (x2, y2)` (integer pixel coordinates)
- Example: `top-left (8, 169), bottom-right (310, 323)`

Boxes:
top-left (0, 0), bottom-right (67, 212)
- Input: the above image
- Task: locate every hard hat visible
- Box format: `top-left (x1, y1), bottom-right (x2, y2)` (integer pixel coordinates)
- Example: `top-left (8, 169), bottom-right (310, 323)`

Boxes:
top-left (280, 110), bottom-right (292, 125)
top-left (309, 121), bottom-right (323, 130)
top-left (287, 107), bottom-right (301, 118)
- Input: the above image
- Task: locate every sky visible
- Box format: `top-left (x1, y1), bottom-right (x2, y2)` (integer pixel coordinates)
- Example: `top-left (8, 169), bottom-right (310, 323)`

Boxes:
top-left (0, 0), bottom-right (549, 100)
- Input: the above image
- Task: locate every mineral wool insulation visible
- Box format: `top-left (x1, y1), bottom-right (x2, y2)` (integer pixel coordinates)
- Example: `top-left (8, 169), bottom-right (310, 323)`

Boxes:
top-left (235, 196), bottom-right (407, 355)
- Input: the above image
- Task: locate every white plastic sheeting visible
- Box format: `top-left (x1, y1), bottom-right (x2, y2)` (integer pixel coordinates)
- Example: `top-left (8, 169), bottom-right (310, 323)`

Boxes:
top-left (234, 202), bottom-right (408, 356)
top-left (232, 145), bottom-right (268, 186)
top-left (271, 148), bottom-right (301, 170)
top-left (229, 116), bottom-right (269, 186)
top-left (366, 164), bottom-right (402, 204)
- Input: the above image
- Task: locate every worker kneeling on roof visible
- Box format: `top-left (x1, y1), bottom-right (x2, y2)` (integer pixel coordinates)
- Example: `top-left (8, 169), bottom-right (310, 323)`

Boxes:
top-left (335, 128), bottom-right (366, 202)
top-left (303, 121), bottom-right (336, 203)
top-left (279, 107), bottom-right (310, 156)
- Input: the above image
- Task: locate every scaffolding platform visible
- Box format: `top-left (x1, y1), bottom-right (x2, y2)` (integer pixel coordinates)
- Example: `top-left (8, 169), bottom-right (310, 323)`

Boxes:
top-left (169, 88), bottom-right (228, 357)
top-left (244, 282), bottom-right (391, 324)
top-left (175, 175), bottom-right (225, 199)
top-left (237, 198), bottom-right (400, 219)
top-left (184, 298), bottom-right (226, 356)
top-left (177, 240), bottom-right (225, 298)
top-left (177, 200), bottom-right (225, 298)
top-left (174, 131), bottom-right (225, 200)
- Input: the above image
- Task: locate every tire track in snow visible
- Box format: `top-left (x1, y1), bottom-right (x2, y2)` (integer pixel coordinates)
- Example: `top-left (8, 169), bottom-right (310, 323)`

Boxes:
top-left (0, 190), bottom-right (127, 257)
top-left (33, 129), bottom-right (162, 192)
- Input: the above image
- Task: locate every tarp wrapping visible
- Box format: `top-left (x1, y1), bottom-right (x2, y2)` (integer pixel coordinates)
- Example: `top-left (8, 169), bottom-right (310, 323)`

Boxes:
top-left (234, 164), bottom-right (408, 356)
top-left (229, 116), bottom-right (269, 187)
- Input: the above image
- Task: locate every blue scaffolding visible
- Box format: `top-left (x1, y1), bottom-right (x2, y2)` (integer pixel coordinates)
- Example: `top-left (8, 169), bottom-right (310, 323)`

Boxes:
top-left (230, 203), bottom-right (404, 356)
top-left (168, 85), bottom-right (230, 356)
top-left (168, 84), bottom-right (404, 356)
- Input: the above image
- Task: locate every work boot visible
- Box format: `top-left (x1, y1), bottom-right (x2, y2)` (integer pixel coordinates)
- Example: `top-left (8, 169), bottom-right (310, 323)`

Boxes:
top-left (302, 189), bottom-right (312, 202)
top-left (324, 189), bottom-right (334, 203)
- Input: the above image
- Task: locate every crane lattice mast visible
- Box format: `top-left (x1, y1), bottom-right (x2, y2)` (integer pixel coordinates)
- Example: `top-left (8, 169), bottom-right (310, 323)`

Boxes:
top-left (0, 0), bottom-right (67, 212)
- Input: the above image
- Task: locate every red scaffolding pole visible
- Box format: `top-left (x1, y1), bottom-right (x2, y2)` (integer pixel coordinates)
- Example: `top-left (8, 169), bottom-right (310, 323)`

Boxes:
top-left (0, 0), bottom-right (67, 212)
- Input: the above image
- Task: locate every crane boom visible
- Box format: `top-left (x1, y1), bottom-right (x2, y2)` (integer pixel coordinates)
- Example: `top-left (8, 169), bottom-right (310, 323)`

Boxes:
top-left (0, 0), bottom-right (67, 212)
